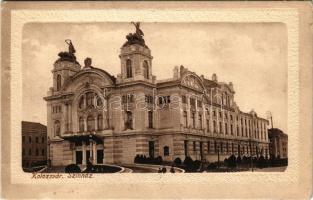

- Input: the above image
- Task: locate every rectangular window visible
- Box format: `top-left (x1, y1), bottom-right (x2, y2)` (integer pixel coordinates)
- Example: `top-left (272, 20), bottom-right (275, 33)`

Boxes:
top-left (183, 111), bottom-right (188, 127)
top-left (230, 115), bottom-right (233, 121)
top-left (182, 95), bottom-right (187, 104)
top-left (231, 124), bottom-right (233, 135)
top-left (198, 114), bottom-right (202, 129)
top-left (214, 141), bottom-right (217, 153)
top-left (192, 113), bottom-right (196, 128)
top-left (159, 96), bottom-right (171, 105)
top-left (29, 137), bottom-right (31, 143)
top-left (145, 95), bottom-right (154, 104)
top-left (219, 122), bottom-right (222, 134)
top-left (220, 142), bottom-right (223, 152)
top-left (207, 141), bottom-right (210, 153)
top-left (184, 140), bottom-right (188, 157)
top-left (197, 100), bottom-right (202, 108)
top-left (225, 123), bottom-right (228, 135)
top-left (122, 94), bottom-right (134, 103)
top-left (207, 119), bottom-right (210, 132)
top-left (193, 141), bottom-right (196, 151)
top-left (232, 143), bottom-right (234, 153)
top-left (36, 137), bottom-right (39, 143)
top-left (149, 141), bottom-right (155, 158)
top-left (190, 98), bottom-right (196, 107)
top-left (148, 111), bottom-right (153, 128)
top-left (213, 121), bottom-right (217, 133)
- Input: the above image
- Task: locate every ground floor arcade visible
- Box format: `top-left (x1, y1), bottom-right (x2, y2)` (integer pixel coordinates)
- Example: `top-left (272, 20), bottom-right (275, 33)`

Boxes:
top-left (48, 133), bottom-right (269, 166)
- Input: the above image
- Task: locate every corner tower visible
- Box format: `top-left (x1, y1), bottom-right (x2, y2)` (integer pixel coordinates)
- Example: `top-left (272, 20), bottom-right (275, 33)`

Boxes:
top-left (52, 40), bottom-right (81, 94)
top-left (117, 22), bottom-right (154, 83)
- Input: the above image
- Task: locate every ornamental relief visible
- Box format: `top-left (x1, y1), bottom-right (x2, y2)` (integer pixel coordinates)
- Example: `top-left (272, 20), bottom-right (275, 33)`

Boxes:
top-left (181, 74), bottom-right (203, 91)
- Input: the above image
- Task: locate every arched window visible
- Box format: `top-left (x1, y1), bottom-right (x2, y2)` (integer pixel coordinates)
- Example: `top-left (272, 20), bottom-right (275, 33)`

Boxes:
top-left (54, 120), bottom-right (60, 136)
top-left (143, 60), bottom-right (149, 79)
top-left (86, 92), bottom-right (94, 107)
top-left (97, 114), bottom-right (103, 130)
top-left (163, 146), bottom-right (169, 156)
top-left (87, 115), bottom-right (95, 131)
top-left (126, 59), bottom-right (132, 78)
top-left (79, 96), bottom-right (85, 109)
top-left (96, 94), bottom-right (103, 107)
top-left (79, 117), bottom-right (84, 132)
top-left (56, 74), bottom-right (62, 91)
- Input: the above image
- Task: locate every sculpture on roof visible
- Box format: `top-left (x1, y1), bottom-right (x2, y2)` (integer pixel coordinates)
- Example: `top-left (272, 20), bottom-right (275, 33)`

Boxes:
top-left (65, 39), bottom-right (76, 55)
top-left (56, 39), bottom-right (78, 63)
top-left (131, 22), bottom-right (144, 37)
top-left (123, 22), bottom-right (148, 48)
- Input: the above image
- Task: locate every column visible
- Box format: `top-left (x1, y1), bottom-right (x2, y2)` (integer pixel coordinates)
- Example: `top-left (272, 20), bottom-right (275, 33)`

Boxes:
top-left (95, 116), bottom-right (98, 131)
top-left (84, 118), bottom-right (87, 132)
top-left (69, 104), bottom-right (72, 131)
top-left (73, 150), bottom-right (76, 164)
top-left (187, 96), bottom-right (191, 127)
top-left (65, 104), bottom-right (69, 131)
top-left (103, 110), bottom-right (107, 129)
top-left (82, 141), bottom-right (86, 165)
top-left (93, 143), bottom-right (97, 164)
top-left (202, 105), bottom-right (206, 134)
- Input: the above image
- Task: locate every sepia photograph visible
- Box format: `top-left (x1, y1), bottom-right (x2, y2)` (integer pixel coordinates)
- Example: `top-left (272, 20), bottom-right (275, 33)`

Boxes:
top-left (22, 22), bottom-right (288, 173)
top-left (1, 2), bottom-right (312, 199)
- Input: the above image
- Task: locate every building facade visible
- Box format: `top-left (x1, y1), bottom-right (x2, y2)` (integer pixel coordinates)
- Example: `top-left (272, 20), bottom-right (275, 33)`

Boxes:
top-left (22, 121), bottom-right (47, 168)
top-left (44, 25), bottom-right (269, 166)
top-left (268, 128), bottom-right (288, 158)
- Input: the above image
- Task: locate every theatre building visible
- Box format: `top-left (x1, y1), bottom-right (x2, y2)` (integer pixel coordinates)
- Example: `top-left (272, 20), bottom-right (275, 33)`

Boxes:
top-left (44, 24), bottom-right (270, 166)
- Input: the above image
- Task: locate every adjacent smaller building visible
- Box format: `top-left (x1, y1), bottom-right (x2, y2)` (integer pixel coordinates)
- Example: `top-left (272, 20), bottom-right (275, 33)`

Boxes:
top-left (22, 121), bottom-right (47, 168)
top-left (268, 128), bottom-right (288, 158)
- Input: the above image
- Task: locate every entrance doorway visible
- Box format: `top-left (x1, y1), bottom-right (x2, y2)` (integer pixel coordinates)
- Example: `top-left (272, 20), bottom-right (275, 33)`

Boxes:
top-left (149, 141), bottom-right (155, 158)
top-left (97, 150), bottom-right (104, 164)
top-left (86, 150), bottom-right (90, 163)
top-left (76, 151), bottom-right (82, 164)
top-left (200, 142), bottom-right (203, 161)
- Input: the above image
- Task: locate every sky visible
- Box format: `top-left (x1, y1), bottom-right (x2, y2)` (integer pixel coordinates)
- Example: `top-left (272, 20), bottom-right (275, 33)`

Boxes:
top-left (22, 22), bottom-right (287, 132)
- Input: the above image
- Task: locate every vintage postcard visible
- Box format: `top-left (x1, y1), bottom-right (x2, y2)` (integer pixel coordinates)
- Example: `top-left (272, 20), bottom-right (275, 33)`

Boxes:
top-left (1, 1), bottom-right (312, 199)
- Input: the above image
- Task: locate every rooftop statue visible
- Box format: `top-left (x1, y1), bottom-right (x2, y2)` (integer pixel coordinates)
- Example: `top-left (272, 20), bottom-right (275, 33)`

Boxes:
top-left (131, 22), bottom-right (144, 37)
top-left (65, 39), bottom-right (76, 55)
top-left (56, 39), bottom-right (78, 63)
top-left (123, 22), bottom-right (148, 48)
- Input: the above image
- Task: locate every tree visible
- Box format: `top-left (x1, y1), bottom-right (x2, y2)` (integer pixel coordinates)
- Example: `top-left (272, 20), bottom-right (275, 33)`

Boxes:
top-left (227, 154), bottom-right (237, 169)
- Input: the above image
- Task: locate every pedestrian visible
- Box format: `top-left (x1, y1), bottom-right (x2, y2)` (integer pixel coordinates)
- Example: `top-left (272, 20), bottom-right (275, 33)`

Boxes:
top-left (158, 167), bottom-right (162, 173)
top-left (87, 157), bottom-right (93, 172)
top-left (162, 166), bottom-right (167, 173)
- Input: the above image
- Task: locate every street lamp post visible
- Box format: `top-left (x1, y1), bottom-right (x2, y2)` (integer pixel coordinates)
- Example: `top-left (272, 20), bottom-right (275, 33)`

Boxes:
top-left (249, 139), bottom-right (254, 172)
top-left (217, 146), bottom-right (220, 169)
top-left (47, 136), bottom-right (51, 169)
